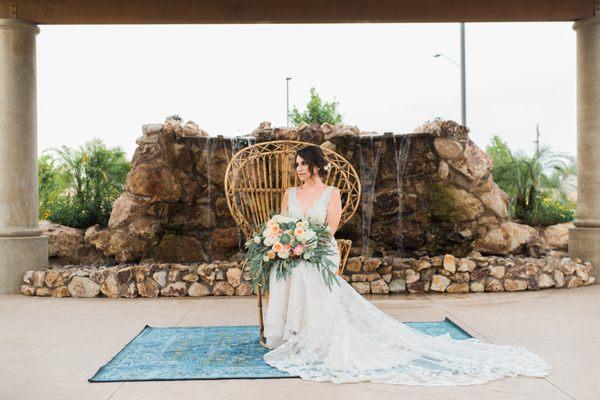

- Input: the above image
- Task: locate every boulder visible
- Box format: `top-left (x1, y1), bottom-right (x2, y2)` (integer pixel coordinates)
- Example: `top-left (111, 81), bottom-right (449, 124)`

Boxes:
top-left (388, 279), bottom-right (406, 293)
top-left (226, 268), bottom-right (242, 287)
top-left (442, 254), bottom-right (456, 273)
top-left (213, 281), bottom-right (235, 296)
top-left (236, 282), bottom-right (254, 296)
top-left (430, 275), bottom-right (451, 292)
top-left (84, 225), bottom-right (112, 255)
top-left (542, 222), bottom-right (574, 251)
top-left (476, 222), bottom-right (541, 255)
top-left (427, 185), bottom-right (484, 222)
top-left (161, 282), bottom-right (188, 297)
top-left (274, 127), bottom-right (299, 141)
top-left (370, 279), bottom-right (389, 294)
top-left (137, 278), bottom-right (160, 298)
top-left (68, 276), bottom-right (100, 297)
top-left (446, 282), bottom-right (469, 293)
top-left (433, 137), bottom-right (463, 160)
top-left (351, 282), bottom-right (371, 294)
top-left (142, 123), bottom-right (163, 136)
top-left (125, 165), bottom-right (182, 202)
top-left (40, 221), bottom-right (83, 258)
top-left (479, 187), bottom-right (509, 219)
top-left (188, 282), bottom-right (211, 297)
top-left (153, 234), bottom-right (206, 263)
top-left (504, 279), bottom-right (528, 291)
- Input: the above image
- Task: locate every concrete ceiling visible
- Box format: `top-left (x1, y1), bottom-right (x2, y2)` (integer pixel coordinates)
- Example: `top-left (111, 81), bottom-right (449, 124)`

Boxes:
top-left (0, 0), bottom-right (596, 24)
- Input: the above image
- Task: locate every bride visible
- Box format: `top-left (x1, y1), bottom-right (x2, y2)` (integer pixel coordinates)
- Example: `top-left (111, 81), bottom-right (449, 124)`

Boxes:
top-left (262, 145), bottom-right (552, 386)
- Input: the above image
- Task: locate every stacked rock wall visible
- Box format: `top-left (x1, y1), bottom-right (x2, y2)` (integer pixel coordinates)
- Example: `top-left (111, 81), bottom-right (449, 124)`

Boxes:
top-left (21, 254), bottom-right (594, 298)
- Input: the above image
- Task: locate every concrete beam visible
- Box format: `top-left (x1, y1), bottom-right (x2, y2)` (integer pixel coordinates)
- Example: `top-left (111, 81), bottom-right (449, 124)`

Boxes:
top-left (0, 0), bottom-right (595, 24)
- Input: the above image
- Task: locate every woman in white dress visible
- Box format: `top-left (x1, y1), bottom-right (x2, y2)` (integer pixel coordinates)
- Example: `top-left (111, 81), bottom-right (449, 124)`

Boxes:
top-left (263, 145), bottom-right (552, 386)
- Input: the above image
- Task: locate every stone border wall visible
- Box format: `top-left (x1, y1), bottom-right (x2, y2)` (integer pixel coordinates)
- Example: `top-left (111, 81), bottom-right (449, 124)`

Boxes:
top-left (21, 255), bottom-right (594, 298)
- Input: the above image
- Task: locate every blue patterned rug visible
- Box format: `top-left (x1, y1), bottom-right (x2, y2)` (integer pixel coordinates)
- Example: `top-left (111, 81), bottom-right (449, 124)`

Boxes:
top-left (89, 317), bottom-right (472, 382)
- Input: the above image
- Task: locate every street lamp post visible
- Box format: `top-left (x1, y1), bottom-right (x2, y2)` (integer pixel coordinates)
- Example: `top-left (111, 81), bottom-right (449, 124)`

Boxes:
top-left (433, 23), bottom-right (467, 127)
top-left (286, 77), bottom-right (292, 127)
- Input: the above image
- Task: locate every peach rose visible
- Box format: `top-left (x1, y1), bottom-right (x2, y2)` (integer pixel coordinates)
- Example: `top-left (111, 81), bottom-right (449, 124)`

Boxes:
top-left (272, 242), bottom-right (284, 252)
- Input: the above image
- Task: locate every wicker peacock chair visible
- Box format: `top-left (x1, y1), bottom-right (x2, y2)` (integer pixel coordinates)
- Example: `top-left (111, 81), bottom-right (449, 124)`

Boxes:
top-left (224, 140), bottom-right (361, 347)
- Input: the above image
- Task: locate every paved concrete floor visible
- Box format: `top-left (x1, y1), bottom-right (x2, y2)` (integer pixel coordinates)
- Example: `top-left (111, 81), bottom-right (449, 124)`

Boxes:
top-left (1, 285), bottom-right (597, 400)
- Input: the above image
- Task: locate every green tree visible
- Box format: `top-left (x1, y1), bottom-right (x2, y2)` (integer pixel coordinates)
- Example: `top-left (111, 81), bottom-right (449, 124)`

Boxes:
top-left (40, 138), bottom-right (131, 228)
top-left (289, 87), bottom-right (343, 125)
top-left (543, 160), bottom-right (577, 202)
top-left (486, 135), bottom-right (575, 225)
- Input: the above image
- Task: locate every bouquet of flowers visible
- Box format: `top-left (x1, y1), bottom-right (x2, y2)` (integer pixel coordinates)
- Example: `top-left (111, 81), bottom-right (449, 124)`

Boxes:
top-left (244, 214), bottom-right (339, 292)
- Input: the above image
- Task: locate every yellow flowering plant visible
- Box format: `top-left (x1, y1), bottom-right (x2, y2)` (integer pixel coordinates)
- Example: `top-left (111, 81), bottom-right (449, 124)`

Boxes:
top-left (244, 213), bottom-right (339, 292)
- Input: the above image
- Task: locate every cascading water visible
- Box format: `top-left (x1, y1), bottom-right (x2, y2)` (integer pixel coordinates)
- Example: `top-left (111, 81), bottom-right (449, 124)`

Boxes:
top-left (203, 137), bottom-right (215, 256)
top-left (205, 137), bottom-right (215, 207)
top-left (358, 134), bottom-right (384, 256)
top-left (392, 134), bottom-right (412, 255)
top-left (230, 135), bottom-right (255, 159)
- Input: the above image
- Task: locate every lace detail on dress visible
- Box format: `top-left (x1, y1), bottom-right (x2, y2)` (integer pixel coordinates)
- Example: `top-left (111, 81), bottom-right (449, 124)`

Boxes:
top-left (288, 185), bottom-right (334, 224)
top-left (263, 185), bottom-right (553, 386)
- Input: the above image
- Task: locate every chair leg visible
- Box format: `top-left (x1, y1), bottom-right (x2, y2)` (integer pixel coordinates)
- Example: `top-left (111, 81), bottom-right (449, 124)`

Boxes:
top-left (257, 284), bottom-right (269, 348)
top-left (336, 239), bottom-right (352, 276)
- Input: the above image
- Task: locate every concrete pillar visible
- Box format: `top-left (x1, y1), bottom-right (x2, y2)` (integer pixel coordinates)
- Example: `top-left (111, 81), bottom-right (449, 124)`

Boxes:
top-left (0, 19), bottom-right (47, 295)
top-left (570, 15), bottom-right (600, 282)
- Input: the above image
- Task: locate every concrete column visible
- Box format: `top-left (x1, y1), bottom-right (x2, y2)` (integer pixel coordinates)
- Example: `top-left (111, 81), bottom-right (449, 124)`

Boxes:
top-left (0, 19), bottom-right (47, 295)
top-left (570, 16), bottom-right (600, 282)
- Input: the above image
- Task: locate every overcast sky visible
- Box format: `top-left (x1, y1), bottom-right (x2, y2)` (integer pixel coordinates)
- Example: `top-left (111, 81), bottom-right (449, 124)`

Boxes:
top-left (36, 22), bottom-right (576, 160)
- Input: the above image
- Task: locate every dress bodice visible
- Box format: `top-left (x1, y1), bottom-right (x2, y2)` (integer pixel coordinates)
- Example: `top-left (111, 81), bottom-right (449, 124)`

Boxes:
top-left (287, 185), bottom-right (334, 225)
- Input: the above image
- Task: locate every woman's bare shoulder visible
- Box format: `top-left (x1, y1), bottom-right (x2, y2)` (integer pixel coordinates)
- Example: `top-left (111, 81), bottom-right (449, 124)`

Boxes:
top-left (328, 185), bottom-right (340, 194)
top-left (284, 186), bottom-right (297, 196)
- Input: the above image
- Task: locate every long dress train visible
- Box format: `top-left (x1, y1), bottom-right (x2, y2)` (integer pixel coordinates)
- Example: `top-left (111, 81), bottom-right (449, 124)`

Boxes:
top-left (263, 185), bottom-right (552, 386)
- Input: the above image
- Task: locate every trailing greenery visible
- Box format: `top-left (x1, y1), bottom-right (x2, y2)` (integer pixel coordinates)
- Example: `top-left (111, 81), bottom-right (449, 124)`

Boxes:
top-left (485, 135), bottom-right (576, 226)
top-left (289, 87), bottom-right (344, 125)
top-left (39, 139), bottom-right (131, 228)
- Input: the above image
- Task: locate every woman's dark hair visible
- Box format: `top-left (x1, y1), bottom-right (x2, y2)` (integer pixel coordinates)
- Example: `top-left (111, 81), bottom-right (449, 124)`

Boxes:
top-left (296, 145), bottom-right (328, 179)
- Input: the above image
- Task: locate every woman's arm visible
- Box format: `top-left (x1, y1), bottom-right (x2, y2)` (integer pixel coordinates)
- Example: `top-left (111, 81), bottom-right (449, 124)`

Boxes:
top-left (326, 187), bottom-right (342, 237)
top-left (281, 188), bottom-right (290, 214)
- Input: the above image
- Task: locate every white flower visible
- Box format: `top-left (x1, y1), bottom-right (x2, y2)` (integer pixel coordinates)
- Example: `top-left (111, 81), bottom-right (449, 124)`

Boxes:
top-left (253, 236), bottom-right (261, 244)
top-left (323, 163), bottom-right (331, 171)
top-left (296, 220), bottom-right (308, 229)
top-left (304, 228), bottom-right (316, 242)
top-left (263, 255), bottom-right (270, 262)
top-left (263, 236), bottom-right (275, 246)
top-left (277, 249), bottom-right (290, 259)
top-left (303, 252), bottom-right (311, 259)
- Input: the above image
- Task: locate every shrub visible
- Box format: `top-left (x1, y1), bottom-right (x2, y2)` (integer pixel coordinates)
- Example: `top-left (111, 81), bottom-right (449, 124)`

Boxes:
top-left (525, 192), bottom-right (576, 226)
top-left (485, 135), bottom-right (576, 226)
top-left (39, 139), bottom-right (130, 228)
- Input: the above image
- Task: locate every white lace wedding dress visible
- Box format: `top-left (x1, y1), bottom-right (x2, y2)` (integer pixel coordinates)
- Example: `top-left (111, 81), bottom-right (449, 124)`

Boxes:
top-left (263, 185), bottom-right (552, 386)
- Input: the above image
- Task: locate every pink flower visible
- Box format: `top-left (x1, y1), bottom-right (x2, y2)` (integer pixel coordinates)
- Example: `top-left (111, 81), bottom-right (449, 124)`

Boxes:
top-left (292, 244), bottom-right (304, 256)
